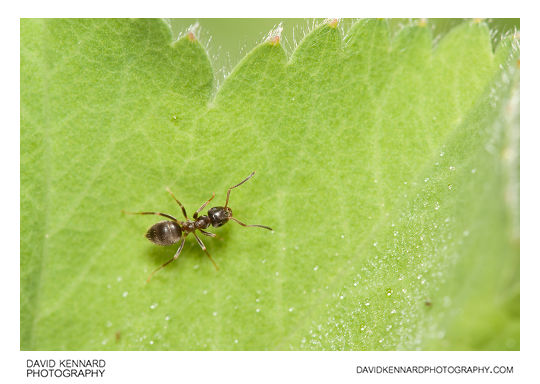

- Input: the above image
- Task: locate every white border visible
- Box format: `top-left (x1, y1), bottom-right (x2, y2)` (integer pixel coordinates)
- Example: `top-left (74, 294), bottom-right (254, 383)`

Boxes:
top-left (12, 0), bottom-right (522, 17)
top-left (5, 1), bottom-right (537, 383)
top-left (17, 351), bottom-right (522, 383)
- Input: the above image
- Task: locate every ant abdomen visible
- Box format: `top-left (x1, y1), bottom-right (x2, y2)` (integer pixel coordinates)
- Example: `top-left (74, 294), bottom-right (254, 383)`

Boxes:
top-left (146, 221), bottom-right (182, 246)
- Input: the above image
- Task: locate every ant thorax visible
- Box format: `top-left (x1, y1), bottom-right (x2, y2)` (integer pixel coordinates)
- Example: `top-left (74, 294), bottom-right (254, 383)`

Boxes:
top-left (181, 218), bottom-right (211, 232)
top-left (194, 215), bottom-right (211, 230)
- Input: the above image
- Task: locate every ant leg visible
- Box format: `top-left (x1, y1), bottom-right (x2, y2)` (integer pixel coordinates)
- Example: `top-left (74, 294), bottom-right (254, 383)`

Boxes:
top-left (199, 229), bottom-right (216, 238)
top-left (146, 236), bottom-right (186, 283)
top-left (193, 232), bottom-right (219, 270)
top-left (224, 171), bottom-right (255, 208)
top-left (193, 193), bottom-right (215, 219)
top-left (166, 187), bottom-right (188, 220)
top-left (230, 217), bottom-right (272, 231)
top-left (122, 210), bottom-right (177, 221)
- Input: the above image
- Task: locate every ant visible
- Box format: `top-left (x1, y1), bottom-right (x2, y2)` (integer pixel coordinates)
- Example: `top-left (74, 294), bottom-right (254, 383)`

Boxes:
top-left (124, 172), bottom-right (272, 282)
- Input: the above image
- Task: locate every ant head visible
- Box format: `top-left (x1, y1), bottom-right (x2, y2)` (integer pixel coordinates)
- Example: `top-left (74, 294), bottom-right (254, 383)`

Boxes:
top-left (208, 206), bottom-right (233, 227)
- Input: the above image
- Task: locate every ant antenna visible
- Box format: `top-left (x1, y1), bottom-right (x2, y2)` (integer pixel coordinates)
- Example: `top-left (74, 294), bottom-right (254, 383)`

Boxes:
top-left (230, 217), bottom-right (272, 231)
top-left (224, 171), bottom-right (255, 208)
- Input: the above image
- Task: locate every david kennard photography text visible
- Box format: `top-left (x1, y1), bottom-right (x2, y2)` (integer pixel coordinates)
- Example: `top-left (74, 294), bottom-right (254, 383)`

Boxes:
top-left (26, 359), bottom-right (106, 378)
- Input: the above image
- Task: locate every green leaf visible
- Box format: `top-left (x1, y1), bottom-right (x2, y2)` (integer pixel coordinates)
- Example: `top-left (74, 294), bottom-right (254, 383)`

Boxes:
top-left (21, 19), bottom-right (519, 350)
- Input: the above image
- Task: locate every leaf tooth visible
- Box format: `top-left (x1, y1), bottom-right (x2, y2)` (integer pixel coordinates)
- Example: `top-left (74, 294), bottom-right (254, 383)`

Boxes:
top-left (288, 21), bottom-right (342, 66)
top-left (417, 18), bottom-right (428, 28)
top-left (185, 22), bottom-right (200, 42)
top-left (265, 23), bottom-right (283, 46)
top-left (390, 23), bottom-right (432, 63)
top-left (325, 18), bottom-right (339, 29)
top-left (212, 35), bottom-right (287, 107)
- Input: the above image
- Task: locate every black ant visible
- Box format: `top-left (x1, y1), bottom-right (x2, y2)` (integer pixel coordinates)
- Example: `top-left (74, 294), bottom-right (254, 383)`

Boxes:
top-left (124, 172), bottom-right (272, 282)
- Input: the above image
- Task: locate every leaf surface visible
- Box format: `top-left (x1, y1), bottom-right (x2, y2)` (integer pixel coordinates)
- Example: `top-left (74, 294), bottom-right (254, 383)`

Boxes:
top-left (21, 19), bottom-right (519, 350)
